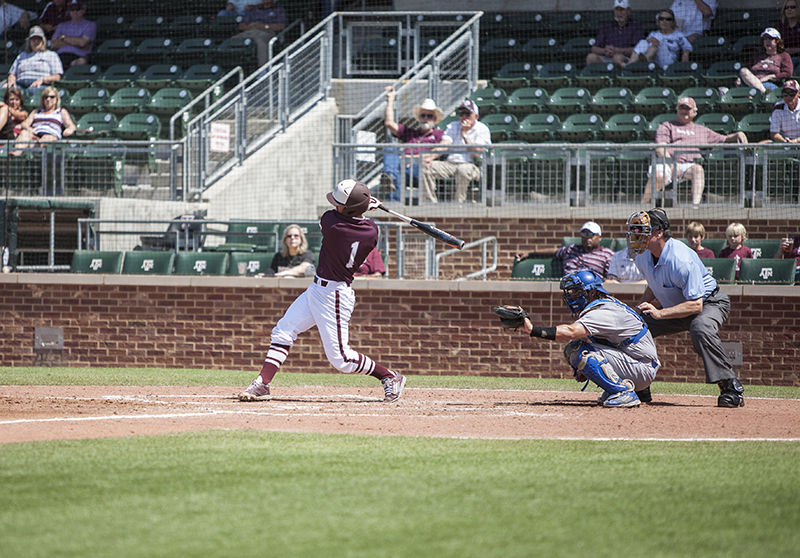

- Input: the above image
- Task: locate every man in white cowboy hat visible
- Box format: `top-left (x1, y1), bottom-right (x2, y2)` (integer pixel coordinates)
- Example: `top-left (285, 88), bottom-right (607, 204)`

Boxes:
top-left (381, 85), bottom-right (451, 201)
top-left (422, 98), bottom-right (491, 203)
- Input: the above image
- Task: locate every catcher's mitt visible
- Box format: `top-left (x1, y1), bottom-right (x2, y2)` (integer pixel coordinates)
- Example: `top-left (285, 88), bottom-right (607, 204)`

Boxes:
top-left (493, 305), bottom-right (530, 329)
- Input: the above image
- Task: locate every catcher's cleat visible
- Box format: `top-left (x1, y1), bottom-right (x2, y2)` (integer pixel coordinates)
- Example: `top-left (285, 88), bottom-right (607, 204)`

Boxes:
top-left (597, 391), bottom-right (611, 405)
top-left (382, 371), bottom-right (406, 403)
top-left (636, 386), bottom-right (652, 403)
top-left (239, 376), bottom-right (271, 401)
top-left (603, 389), bottom-right (641, 408)
top-left (717, 378), bottom-right (744, 408)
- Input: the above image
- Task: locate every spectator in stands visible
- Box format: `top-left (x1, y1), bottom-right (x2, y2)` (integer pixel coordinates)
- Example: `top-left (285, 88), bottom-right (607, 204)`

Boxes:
top-left (13, 86), bottom-right (76, 154)
top-left (38, 0), bottom-right (68, 37)
top-left (641, 96), bottom-right (747, 208)
top-left (775, 233), bottom-right (800, 270)
top-left (381, 86), bottom-right (451, 203)
top-left (50, 0), bottom-right (96, 68)
top-left (718, 222), bottom-right (753, 278)
top-left (517, 221), bottom-right (614, 278)
top-left (422, 99), bottom-right (490, 204)
top-left (738, 28), bottom-right (793, 94)
top-left (685, 221), bottom-right (716, 258)
top-left (270, 224), bottom-right (315, 278)
top-left (586, 0), bottom-right (645, 67)
top-left (218, 0), bottom-right (250, 17)
top-left (670, 0), bottom-right (716, 42)
top-left (769, 79), bottom-right (800, 142)
top-left (234, 0), bottom-right (287, 67)
top-left (0, 87), bottom-right (28, 140)
top-left (354, 247), bottom-right (386, 278)
top-left (0, 0), bottom-right (31, 35)
top-left (606, 247), bottom-right (645, 283)
top-left (628, 8), bottom-right (692, 68)
top-left (778, 0), bottom-right (800, 56)
top-left (6, 26), bottom-right (64, 94)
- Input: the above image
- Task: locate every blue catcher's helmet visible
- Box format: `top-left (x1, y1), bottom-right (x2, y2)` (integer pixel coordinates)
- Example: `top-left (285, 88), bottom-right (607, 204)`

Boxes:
top-left (559, 269), bottom-right (609, 314)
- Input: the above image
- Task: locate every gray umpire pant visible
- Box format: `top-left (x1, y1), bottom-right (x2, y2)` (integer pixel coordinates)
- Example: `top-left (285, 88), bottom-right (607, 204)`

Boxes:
top-left (642, 289), bottom-right (736, 384)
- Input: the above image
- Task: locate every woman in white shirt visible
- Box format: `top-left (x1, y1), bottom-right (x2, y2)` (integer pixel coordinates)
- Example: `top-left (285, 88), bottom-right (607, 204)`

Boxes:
top-left (6, 25), bottom-right (63, 94)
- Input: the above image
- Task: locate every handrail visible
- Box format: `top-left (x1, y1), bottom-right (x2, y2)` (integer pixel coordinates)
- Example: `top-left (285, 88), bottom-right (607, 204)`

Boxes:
top-left (433, 236), bottom-right (498, 281)
top-left (169, 66), bottom-right (244, 141)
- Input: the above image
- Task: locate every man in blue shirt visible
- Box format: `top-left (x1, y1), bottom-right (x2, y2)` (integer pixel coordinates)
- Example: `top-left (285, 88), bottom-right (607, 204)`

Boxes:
top-left (626, 208), bottom-right (744, 407)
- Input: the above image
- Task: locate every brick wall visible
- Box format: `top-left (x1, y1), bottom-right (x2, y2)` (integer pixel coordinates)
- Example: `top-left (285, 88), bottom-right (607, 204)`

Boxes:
top-left (1, 276), bottom-right (798, 386)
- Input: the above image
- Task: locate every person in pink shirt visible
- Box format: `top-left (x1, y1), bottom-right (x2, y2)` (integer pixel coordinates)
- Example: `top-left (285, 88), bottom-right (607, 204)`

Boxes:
top-left (738, 27), bottom-right (794, 94)
top-left (641, 96), bottom-right (747, 207)
top-left (685, 221), bottom-right (716, 258)
top-left (718, 222), bottom-right (753, 278)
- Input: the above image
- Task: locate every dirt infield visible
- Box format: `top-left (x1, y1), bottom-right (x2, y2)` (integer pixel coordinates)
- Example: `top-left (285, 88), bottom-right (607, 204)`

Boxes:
top-left (2, 385), bottom-right (800, 443)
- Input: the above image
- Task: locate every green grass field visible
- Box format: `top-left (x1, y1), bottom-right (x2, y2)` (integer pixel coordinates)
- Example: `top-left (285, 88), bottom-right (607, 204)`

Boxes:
top-left (2, 368), bottom-right (799, 557)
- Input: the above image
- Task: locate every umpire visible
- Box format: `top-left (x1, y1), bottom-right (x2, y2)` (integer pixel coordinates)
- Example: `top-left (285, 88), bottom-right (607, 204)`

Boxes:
top-left (626, 208), bottom-right (745, 407)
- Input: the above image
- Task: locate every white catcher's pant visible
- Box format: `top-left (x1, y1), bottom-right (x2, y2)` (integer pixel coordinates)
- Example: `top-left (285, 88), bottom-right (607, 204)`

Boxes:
top-left (270, 279), bottom-right (376, 375)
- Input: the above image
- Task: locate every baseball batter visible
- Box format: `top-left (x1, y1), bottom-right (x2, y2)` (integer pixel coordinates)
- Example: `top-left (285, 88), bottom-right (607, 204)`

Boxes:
top-left (496, 270), bottom-right (660, 407)
top-left (239, 179), bottom-right (406, 402)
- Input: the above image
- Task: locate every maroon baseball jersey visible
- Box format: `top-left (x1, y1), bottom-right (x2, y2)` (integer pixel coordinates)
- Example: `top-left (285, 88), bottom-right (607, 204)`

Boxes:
top-left (315, 209), bottom-right (378, 285)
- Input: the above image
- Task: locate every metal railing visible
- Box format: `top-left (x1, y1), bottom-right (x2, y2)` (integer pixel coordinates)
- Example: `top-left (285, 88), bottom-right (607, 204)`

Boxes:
top-left (333, 142), bottom-right (800, 208)
top-left (433, 236), bottom-right (497, 281)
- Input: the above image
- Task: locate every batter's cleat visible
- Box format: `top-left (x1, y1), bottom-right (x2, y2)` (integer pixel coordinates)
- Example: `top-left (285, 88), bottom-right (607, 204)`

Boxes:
top-left (717, 378), bottom-right (744, 408)
top-left (239, 376), bottom-right (271, 401)
top-left (381, 371), bottom-right (406, 402)
top-left (636, 386), bottom-right (653, 403)
top-left (602, 389), bottom-right (641, 408)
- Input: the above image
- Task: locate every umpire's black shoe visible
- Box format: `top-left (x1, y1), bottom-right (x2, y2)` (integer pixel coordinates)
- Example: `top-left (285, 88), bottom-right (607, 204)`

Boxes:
top-left (635, 387), bottom-right (652, 403)
top-left (717, 378), bottom-right (745, 408)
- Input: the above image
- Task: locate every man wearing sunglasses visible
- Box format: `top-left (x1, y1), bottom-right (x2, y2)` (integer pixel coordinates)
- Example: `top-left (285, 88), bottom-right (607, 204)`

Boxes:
top-left (769, 79), bottom-right (800, 143)
top-left (422, 99), bottom-right (490, 203)
top-left (381, 85), bottom-right (450, 201)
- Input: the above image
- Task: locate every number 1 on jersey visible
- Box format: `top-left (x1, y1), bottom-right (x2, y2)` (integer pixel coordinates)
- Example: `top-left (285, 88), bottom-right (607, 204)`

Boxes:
top-left (345, 241), bottom-right (360, 268)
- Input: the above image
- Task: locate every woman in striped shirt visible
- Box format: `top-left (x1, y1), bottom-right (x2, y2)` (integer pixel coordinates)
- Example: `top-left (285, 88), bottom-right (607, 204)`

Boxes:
top-left (14, 85), bottom-right (75, 151)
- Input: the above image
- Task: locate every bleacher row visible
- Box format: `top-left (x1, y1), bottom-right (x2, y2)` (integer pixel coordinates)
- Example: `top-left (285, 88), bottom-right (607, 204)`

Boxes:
top-left (511, 237), bottom-right (798, 285)
top-left (70, 250), bottom-right (296, 276)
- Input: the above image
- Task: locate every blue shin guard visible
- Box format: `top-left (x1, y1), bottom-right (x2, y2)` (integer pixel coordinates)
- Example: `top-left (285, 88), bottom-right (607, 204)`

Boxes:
top-left (564, 341), bottom-right (633, 395)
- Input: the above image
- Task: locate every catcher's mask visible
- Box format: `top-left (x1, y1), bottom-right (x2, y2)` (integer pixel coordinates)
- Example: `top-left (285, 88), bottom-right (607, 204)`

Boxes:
top-left (560, 269), bottom-right (609, 314)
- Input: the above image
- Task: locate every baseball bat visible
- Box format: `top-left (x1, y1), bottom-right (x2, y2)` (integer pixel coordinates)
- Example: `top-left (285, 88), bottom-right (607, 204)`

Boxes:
top-left (377, 205), bottom-right (466, 250)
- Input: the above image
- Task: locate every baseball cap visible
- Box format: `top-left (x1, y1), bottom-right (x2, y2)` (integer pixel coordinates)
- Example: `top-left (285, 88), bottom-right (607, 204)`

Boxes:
top-left (67, 0), bottom-right (84, 9)
top-left (327, 179), bottom-right (371, 216)
top-left (458, 99), bottom-right (479, 116)
top-left (783, 79), bottom-right (799, 92)
top-left (27, 26), bottom-right (46, 40)
top-left (580, 221), bottom-right (602, 236)
top-left (613, 0), bottom-right (630, 8)
top-left (762, 27), bottom-right (782, 39)
top-left (677, 96), bottom-right (697, 109)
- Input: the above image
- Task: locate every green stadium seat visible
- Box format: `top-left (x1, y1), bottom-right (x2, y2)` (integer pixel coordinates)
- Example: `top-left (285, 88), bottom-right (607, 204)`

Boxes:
top-left (677, 86), bottom-right (720, 113)
top-left (699, 257), bottom-right (736, 284)
top-left (762, 87), bottom-right (782, 111)
top-left (207, 14), bottom-right (242, 40)
top-left (469, 87), bottom-right (509, 117)
top-left (575, 62), bottom-right (619, 90)
top-left (557, 113), bottom-right (604, 142)
top-left (701, 61), bottom-right (742, 88)
top-left (643, 112), bottom-right (674, 140)
top-left (93, 39), bottom-right (134, 67)
top-left (128, 15), bottom-right (168, 41)
top-left (481, 113), bottom-right (520, 142)
top-left (121, 250), bottom-right (175, 274)
top-left (491, 62), bottom-right (536, 91)
top-left (76, 111), bottom-right (119, 139)
top-left (633, 87), bottom-right (677, 118)
top-left (529, 62), bottom-right (576, 90)
top-left (134, 38), bottom-right (176, 67)
top-left (228, 252), bottom-right (274, 276)
top-left (96, 64), bottom-right (141, 91)
top-left (546, 87), bottom-right (590, 117)
top-left (657, 61), bottom-right (702, 91)
top-left (690, 36), bottom-right (729, 66)
top-left (520, 37), bottom-right (558, 64)
top-left (94, 15), bottom-right (127, 43)
top-left (504, 87), bottom-right (548, 117)
top-left (106, 87), bottom-right (152, 116)
top-left (215, 36), bottom-right (258, 72)
top-left (732, 36), bottom-right (762, 58)
top-left (516, 113), bottom-right (560, 142)
top-left (70, 250), bottom-right (124, 273)
top-left (558, 36), bottom-right (596, 66)
top-left (59, 64), bottom-right (101, 93)
top-left (169, 15), bottom-right (206, 40)
top-left (148, 88), bottom-right (193, 131)
top-left (589, 87), bottom-right (634, 117)
top-left (137, 64), bottom-right (183, 91)
top-left (115, 113), bottom-right (162, 140)
top-left (173, 38), bottom-right (215, 67)
top-left (717, 87), bottom-right (762, 118)
top-left (67, 87), bottom-right (111, 117)
top-left (737, 113), bottom-right (772, 143)
top-left (737, 258), bottom-right (796, 284)
top-left (617, 61), bottom-right (657, 89)
top-left (511, 257), bottom-right (562, 280)
top-left (695, 113), bottom-right (737, 135)
top-left (174, 252), bottom-right (230, 275)
top-left (212, 221), bottom-right (280, 252)
top-left (175, 64), bottom-right (225, 95)
top-left (480, 37), bottom-right (523, 75)
top-left (744, 239), bottom-right (783, 259)
top-left (601, 113), bottom-right (646, 142)
top-left (700, 238), bottom-right (727, 256)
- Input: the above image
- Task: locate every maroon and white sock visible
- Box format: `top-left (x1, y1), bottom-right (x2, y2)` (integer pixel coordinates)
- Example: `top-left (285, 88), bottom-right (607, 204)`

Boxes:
top-left (259, 343), bottom-right (290, 384)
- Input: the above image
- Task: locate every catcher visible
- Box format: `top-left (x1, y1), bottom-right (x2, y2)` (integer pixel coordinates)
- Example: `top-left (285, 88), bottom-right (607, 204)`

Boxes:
top-left (493, 269), bottom-right (660, 407)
